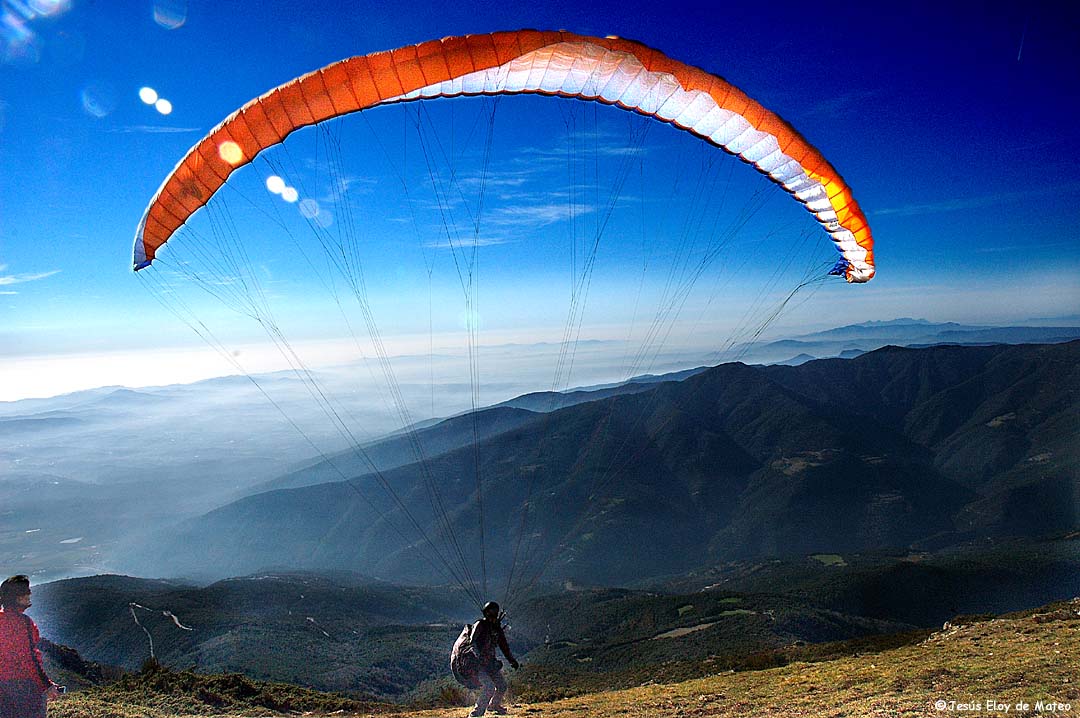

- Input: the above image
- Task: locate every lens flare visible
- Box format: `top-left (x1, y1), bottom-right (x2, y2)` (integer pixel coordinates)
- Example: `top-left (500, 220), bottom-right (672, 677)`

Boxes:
top-left (299, 199), bottom-right (334, 227)
top-left (154, 98), bottom-right (173, 115)
top-left (81, 82), bottom-right (117, 118)
top-left (152, 0), bottom-right (187, 29)
top-left (265, 175), bottom-right (286, 194)
top-left (138, 86), bottom-right (158, 105)
top-left (27, 0), bottom-right (71, 17)
top-left (280, 187), bottom-right (299, 203)
top-left (217, 141), bottom-right (243, 166)
top-left (1, 11), bottom-right (41, 65)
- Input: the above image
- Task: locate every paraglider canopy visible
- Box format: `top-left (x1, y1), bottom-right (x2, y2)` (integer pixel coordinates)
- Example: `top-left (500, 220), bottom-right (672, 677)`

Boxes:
top-left (133, 30), bottom-right (874, 282)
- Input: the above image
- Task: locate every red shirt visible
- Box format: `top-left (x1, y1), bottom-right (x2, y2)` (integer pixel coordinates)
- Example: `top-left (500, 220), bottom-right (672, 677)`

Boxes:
top-left (0, 609), bottom-right (48, 691)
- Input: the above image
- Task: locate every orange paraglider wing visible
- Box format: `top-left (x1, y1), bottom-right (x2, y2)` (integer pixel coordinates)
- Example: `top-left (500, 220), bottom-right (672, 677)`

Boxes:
top-left (134, 30), bottom-right (874, 282)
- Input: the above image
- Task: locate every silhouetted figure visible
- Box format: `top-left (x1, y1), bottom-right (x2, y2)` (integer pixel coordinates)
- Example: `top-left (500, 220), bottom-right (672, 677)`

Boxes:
top-left (0, 575), bottom-right (63, 718)
top-left (467, 601), bottom-right (518, 716)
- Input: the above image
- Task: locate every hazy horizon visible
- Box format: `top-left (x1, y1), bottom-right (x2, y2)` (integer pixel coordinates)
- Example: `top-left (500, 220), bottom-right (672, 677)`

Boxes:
top-left (5, 314), bottom-right (1080, 404)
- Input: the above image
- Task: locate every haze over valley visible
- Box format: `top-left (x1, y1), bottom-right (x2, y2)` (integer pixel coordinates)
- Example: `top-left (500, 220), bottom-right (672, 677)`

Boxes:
top-left (3, 320), bottom-right (1077, 587)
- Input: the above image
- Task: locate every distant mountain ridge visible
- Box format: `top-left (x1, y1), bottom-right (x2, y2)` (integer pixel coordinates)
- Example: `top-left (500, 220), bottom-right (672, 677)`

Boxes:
top-left (724, 319), bottom-right (1080, 365)
top-left (257, 373), bottom-right (697, 494)
top-left (121, 341), bottom-right (1079, 586)
top-left (255, 406), bottom-right (543, 493)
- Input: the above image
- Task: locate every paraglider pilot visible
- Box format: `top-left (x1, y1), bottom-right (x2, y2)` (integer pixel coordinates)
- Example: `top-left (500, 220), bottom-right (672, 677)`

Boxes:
top-left (0, 575), bottom-right (64, 718)
top-left (465, 601), bottom-right (519, 716)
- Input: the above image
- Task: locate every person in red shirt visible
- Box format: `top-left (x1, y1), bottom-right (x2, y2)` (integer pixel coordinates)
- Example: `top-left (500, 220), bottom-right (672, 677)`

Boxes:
top-left (0, 576), bottom-right (63, 718)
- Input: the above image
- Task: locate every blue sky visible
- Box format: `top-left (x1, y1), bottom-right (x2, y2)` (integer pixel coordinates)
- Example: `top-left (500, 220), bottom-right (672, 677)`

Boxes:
top-left (1, 0), bottom-right (1078, 400)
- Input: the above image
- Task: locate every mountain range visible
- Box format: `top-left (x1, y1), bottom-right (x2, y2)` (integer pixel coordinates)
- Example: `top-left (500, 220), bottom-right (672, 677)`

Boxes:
top-left (3, 319), bottom-right (1077, 583)
top-left (118, 340), bottom-right (1079, 589)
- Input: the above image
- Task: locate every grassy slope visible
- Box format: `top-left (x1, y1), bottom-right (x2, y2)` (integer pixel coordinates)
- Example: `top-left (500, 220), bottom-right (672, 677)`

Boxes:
top-left (51, 600), bottom-right (1079, 718)
top-left (481, 606), bottom-right (1078, 717)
